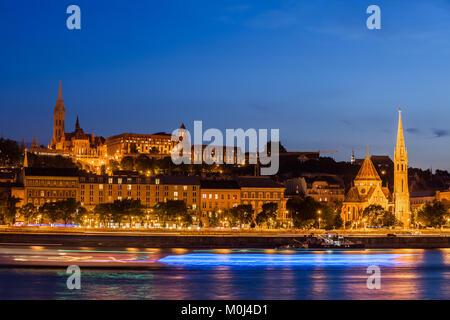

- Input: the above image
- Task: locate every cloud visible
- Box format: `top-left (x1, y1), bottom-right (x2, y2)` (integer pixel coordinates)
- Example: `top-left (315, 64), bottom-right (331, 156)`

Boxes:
top-left (342, 120), bottom-right (352, 126)
top-left (407, 128), bottom-right (421, 135)
top-left (431, 128), bottom-right (450, 138)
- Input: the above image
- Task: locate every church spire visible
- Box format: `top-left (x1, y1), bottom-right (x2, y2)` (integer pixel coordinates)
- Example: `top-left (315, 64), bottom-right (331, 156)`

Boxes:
top-left (396, 107), bottom-right (406, 153)
top-left (75, 116), bottom-right (80, 130)
top-left (394, 106), bottom-right (410, 227)
top-left (23, 149), bottom-right (28, 168)
top-left (58, 80), bottom-right (62, 100)
top-left (32, 136), bottom-right (38, 148)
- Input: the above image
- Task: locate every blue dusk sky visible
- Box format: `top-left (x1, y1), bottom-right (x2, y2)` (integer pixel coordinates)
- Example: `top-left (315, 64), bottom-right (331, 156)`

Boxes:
top-left (1, 0), bottom-right (450, 170)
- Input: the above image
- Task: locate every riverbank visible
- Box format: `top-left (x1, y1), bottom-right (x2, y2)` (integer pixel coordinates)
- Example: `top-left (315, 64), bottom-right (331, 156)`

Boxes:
top-left (1, 228), bottom-right (449, 248)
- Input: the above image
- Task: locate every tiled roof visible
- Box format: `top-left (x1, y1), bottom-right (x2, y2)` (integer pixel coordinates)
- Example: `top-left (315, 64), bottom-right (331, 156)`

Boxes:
top-left (200, 179), bottom-right (240, 189)
top-left (24, 167), bottom-right (79, 177)
top-left (155, 175), bottom-right (200, 185)
top-left (355, 156), bottom-right (381, 181)
top-left (237, 176), bottom-right (284, 188)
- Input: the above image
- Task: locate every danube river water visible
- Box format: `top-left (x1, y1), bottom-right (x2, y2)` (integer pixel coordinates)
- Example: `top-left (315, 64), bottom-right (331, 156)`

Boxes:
top-left (0, 246), bottom-right (448, 299)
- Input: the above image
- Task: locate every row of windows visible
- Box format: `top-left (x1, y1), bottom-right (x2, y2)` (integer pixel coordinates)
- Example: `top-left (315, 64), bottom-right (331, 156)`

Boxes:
top-left (28, 190), bottom-right (76, 198)
top-left (242, 192), bottom-right (281, 199)
top-left (202, 193), bottom-right (238, 200)
top-left (26, 179), bottom-right (76, 187)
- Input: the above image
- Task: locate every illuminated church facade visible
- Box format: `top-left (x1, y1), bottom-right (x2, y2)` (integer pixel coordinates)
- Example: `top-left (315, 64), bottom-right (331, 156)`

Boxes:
top-left (50, 81), bottom-right (106, 157)
top-left (341, 109), bottom-right (411, 227)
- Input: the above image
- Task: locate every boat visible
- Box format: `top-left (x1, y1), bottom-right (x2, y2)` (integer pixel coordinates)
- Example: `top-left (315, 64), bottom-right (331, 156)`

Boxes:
top-left (277, 232), bottom-right (365, 249)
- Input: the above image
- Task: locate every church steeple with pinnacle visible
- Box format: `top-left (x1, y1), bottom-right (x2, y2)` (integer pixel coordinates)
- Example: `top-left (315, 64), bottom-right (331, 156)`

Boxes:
top-left (51, 80), bottom-right (66, 149)
top-left (394, 107), bottom-right (410, 226)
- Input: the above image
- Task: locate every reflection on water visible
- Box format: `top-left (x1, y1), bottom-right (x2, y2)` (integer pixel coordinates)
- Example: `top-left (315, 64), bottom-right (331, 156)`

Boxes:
top-left (0, 249), bottom-right (448, 300)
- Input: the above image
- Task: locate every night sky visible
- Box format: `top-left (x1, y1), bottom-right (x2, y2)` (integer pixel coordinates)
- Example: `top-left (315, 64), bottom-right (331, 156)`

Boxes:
top-left (1, 0), bottom-right (450, 170)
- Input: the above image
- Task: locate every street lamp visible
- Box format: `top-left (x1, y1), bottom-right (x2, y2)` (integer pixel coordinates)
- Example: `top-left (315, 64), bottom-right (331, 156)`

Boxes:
top-left (317, 210), bottom-right (321, 229)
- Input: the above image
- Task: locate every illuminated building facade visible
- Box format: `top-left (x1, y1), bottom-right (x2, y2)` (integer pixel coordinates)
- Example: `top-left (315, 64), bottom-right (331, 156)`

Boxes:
top-left (105, 132), bottom-right (176, 160)
top-left (342, 110), bottom-right (411, 227)
top-left (23, 167), bottom-right (78, 206)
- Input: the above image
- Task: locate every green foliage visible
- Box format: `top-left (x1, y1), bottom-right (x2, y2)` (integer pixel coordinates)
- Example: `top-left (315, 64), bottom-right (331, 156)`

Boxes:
top-left (223, 204), bottom-right (254, 227)
top-left (208, 213), bottom-right (220, 227)
top-left (94, 199), bottom-right (145, 227)
top-left (1, 196), bottom-right (21, 225)
top-left (19, 203), bottom-right (38, 223)
top-left (39, 198), bottom-right (85, 225)
top-left (27, 153), bottom-right (79, 169)
top-left (109, 159), bottom-right (120, 171)
top-left (120, 156), bottom-right (135, 171)
top-left (287, 196), bottom-right (341, 229)
top-left (416, 201), bottom-right (447, 227)
top-left (287, 197), bottom-right (319, 228)
top-left (0, 138), bottom-right (22, 165)
top-left (362, 205), bottom-right (398, 227)
top-left (153, 200), bottom-right (191, 226)
top-left (333, 213), bottom-right (344, 229)
top-left (255, 202), bottom-right (278, 228)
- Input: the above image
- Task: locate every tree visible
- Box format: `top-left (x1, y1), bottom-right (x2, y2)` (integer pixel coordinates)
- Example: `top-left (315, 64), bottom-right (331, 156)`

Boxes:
top-left (3, 196), bottom-right (21, 225)
top-left (19, 203), bottom-right (38, 224)
top-left (255, 202), bottom-right (278, 228)
top-left (416, 201), bottom-right (447, 228)
top-left (109, 159), bottom-right (120, 171)
top-left (287, 197), bottom-right (319, 229)
top-left (208, 213), bottom-right (220, 227)
top-left (333, 213), bottom-right (343, 229)
top-left (27, 153), bottom-right (78, 169)
top-left (225, 204), bottom-right (254, 227)
top-left (0, 138), bottom-right (22, 165)
top-left (136, 155), bottom-right (152, 173)
top-left (120, 156), bottom-right (134, 171)
top-left (40, 199), bottom-right (85, 225)
top-left (153, 200), bottom-right (191, 227)
top-left (94, 203), bottom-right (114, 227)
top-left (362, 205), bottom-right (398, 227)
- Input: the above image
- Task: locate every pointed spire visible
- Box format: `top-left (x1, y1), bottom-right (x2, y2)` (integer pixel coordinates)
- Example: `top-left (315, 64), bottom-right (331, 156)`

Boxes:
top-left (395, 106), bottom-right (406, 157)
top-left (58, 80), bottom-right (62, 100)
top-left (32, 136), bottom-right (38, 148)
top-left (180, 123), bottom-right (186, 129)
top-left (355, 145), bottom-right (381, 182)
top-left (23, 149), bottom-right (28, 168)
top-left (75, 116), bottom-right (80, 130)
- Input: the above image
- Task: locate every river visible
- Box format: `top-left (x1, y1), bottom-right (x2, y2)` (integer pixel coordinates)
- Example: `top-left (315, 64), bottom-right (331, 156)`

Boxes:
top-left (0, 246), bottom-right (448, 299)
